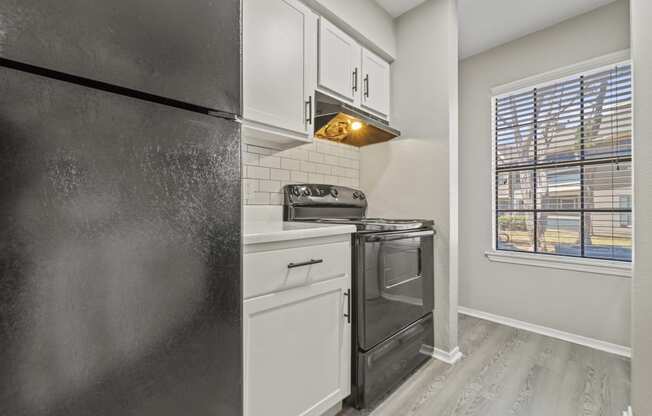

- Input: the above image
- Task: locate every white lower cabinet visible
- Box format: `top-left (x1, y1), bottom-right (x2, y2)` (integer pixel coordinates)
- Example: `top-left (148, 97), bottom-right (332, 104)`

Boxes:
top-left (244, 237), bottom-right (352, 416)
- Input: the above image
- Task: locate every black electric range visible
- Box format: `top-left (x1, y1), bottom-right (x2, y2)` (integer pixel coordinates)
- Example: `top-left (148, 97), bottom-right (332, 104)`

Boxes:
top-left (283, 184), bottom-right (435, 409)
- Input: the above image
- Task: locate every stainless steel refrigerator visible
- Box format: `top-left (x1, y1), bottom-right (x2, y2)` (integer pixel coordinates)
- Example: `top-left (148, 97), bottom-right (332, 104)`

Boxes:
top-left (0, 1), bottom-right (242, 415)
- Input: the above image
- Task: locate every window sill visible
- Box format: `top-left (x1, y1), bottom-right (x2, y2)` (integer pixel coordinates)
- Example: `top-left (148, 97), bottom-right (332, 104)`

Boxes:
top-left (484, 250), bottom-right (632, 278)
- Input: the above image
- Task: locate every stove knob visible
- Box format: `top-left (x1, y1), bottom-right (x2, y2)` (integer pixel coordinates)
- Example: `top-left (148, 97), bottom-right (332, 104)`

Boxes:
top-left (359, 192), bottom-right (366, 200)
top-left (302, 187), bottom-right (311, 196)
top-left (352, 191), bottom-right (359, 199)
top-left (330, 188), bottom-right (339, 198)
top-left (292, 187), bottom-right (301, 197)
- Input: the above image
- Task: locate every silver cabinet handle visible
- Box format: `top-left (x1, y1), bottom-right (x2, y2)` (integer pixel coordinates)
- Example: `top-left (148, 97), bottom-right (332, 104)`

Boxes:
top-left (305, 96), bottom-right (312, 125)
top-left (364, 74), bottom-right (369, 98)
top-left (353, 68), bottom-right (359, 93)
top-left (344, 289), bottom-right (351, 323)
top-left (287, 258), bottom-right (322, 269)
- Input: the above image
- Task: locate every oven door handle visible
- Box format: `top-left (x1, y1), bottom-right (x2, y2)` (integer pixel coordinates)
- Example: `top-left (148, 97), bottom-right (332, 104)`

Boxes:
top-left (364, 230), bottom-right (435, 242)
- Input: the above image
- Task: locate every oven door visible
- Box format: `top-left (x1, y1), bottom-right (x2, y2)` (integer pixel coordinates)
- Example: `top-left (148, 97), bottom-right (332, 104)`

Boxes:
top-left (356, 229), bottom-right (434, 351)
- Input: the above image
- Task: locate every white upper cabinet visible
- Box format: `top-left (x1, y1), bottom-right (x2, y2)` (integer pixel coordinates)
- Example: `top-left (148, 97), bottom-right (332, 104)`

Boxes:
top-left (317, 17), bottom-right (391, 120)
top-left (317, 18), bottom-right (362, 105)
top-left (361, 48), bottom-right (390, 117)
top-left (243, 0), bottom-right (317, 147)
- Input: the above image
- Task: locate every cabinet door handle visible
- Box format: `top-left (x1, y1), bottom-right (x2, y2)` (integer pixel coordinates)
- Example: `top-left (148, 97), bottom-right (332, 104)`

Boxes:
top-left (352, 68), bottom-right (358, 93)
top-left (364, 75), bottom-right (369, 99)
top-left (305, 96), bottom-right (313, 125)
top-left (344, 289), bottom-right (351, 323)
top-left (287, 258), bottom-right (322, 269)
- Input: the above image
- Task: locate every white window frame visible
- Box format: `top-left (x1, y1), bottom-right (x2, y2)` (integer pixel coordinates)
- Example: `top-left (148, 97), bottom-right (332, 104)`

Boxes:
top-left (486, 50), bottom-right (633, 277)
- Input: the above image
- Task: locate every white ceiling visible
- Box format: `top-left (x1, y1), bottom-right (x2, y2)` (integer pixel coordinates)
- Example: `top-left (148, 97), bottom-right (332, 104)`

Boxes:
top-left (374, 0), bottom-right (619, 58)
top-left (458, 0), bottom-right (619, 59)
top-left (374, 0), bottom-right (428, 18)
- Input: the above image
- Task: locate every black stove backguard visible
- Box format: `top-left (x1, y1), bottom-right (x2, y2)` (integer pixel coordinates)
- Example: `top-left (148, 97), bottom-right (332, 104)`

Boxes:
top-left (284, 183), bottom-right (436, 410)
top-left (283, 184), bottom-right (367, 221)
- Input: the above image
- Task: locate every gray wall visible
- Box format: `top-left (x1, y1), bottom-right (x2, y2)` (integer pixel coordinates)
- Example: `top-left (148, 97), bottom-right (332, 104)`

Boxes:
top-left (631, 0), bottom-right (652, 412)
top-left (360, 0), bottom-right (459, 352)
top-left (459, 0), bottom-right (632, 346)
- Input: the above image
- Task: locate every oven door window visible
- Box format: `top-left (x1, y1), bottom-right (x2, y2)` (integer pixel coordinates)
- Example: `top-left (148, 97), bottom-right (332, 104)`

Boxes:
top-left (360, 232), bottom-right (434, 351)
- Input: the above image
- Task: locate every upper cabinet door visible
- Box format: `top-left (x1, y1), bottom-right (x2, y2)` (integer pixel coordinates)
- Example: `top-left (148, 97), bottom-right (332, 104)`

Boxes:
top-left (317, 19), bottom-right (362, 105)
top-left (361, 48), bottom-right (391, 117)
top-left (243, 0), bottom-right (317, 138)
top-left (0, 0), bottom-right (241, 115)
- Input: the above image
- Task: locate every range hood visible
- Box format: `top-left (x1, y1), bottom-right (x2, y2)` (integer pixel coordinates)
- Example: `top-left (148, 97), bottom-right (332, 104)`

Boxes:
top-left (314, 92), bottom-right (400, 147)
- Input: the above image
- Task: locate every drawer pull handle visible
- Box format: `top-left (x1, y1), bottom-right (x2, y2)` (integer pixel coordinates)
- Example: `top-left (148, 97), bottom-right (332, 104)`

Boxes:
top-left (344, 289), bottom-right (351, 323)
top-left (287, 258), bottom-right (323, 269)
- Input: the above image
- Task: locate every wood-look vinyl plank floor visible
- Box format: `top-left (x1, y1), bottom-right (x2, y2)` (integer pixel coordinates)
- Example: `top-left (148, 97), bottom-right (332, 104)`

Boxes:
top-left (339, 315), bottom-right (630, 416)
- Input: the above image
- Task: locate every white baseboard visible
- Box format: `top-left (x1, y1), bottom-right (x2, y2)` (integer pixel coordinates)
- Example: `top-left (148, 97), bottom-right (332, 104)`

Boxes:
top-left (320, 402), bottom-right (341, 416)
top-left (422, 345), bottom-right (463, 365)
top-left (458, 306), bottom-right (631, 358)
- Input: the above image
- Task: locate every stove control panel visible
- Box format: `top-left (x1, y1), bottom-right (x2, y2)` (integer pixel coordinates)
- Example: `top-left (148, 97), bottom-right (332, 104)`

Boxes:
top-left (284, 184), bottom-right (367, 208)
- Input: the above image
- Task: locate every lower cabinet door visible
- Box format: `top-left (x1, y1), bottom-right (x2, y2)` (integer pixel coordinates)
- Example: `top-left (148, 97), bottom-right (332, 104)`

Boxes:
top-left (244, 276), bottom-right (351, 416)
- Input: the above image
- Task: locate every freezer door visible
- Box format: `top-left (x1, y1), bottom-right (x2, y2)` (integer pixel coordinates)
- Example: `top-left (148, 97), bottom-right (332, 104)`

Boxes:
top-left (0, 66), bottom-right (242, 416)
top-left (0, 0), bottom-right (240, 115)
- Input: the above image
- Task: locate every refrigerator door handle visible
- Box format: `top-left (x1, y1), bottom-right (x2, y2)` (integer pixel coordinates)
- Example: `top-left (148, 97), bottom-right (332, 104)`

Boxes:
top-left (344, 289), bottom-right (351, 323)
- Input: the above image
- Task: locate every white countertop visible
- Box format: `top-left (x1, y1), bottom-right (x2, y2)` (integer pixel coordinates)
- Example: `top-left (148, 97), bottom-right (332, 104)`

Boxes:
top-left (244, 221), bottom-right (356, 245)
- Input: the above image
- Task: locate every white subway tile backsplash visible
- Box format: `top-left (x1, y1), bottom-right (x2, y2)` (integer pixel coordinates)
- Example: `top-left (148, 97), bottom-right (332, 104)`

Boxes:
top-left (246, 192), bottom-right (270, 205)
top-left (338, 157), bottom-right (353, 168)
top-left (246, 165), bottom-right (270, 180)
top-left (270, 168), bottom-right (290, 181)
top-left (316, 141), bottom-right (338, 156)
top-left (323, 175), bottom-right (338, 184)
top-left (290, 170), bottom-right (308, 182)
top-left (281, 158), bottom-right (301, 171)
top-left (259, 155), bottom-right (281, 168)
top-left (308, 152), bottom-right (325, 163)
top-left (314, 163), bottom-right (331, 175)
top-left (323, 154), bottom-right (339, 166)
top-left (270, 192), bottom-right (284, 205)
top-left (332, 166), bottom-right (357, 178)
top-left (300, 160), bottom-right (316, 173)
top-left (243, 179), bottom-right (259, 195)
top-left (242, 138), bottom-right (360, 205)
top-left (308, 173), bottom-right (325, 183)
top-left (243, 151), bottom-right (259, 166)
top-left (284, 148), bottom-right (310, 161)
top-left (259, 180), bottom-right (281, 193)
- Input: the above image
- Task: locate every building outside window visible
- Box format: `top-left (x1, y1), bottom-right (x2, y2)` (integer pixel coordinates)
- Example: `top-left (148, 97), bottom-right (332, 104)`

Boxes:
top-left (493, 63), bottom-right (632, 262)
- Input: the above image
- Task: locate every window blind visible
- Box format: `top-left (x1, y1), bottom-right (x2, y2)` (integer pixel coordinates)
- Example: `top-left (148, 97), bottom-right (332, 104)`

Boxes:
top-left (494, 64), bottom-right (632, 261)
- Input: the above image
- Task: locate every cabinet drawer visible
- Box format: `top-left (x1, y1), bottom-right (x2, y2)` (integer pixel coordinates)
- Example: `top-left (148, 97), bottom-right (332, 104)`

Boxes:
top-left (244, 241), bottom-right (350, 299)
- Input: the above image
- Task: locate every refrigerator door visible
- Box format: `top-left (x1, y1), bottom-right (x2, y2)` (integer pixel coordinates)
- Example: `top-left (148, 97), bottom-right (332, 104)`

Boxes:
top-left (0, 66), bottom-right (242, 416)
top-left (0, 0), bottom-right (241, 115)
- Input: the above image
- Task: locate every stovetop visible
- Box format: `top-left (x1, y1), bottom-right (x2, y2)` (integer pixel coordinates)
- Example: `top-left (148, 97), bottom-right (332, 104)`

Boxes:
top-left (283, 184), bottom-right (434, 233)
top-left (309, 217), bottom-right (434, 232)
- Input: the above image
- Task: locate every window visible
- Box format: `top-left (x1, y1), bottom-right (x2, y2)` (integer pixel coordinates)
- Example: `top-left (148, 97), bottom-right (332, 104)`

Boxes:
top-left (493, 63), bottom-right (632, 262)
